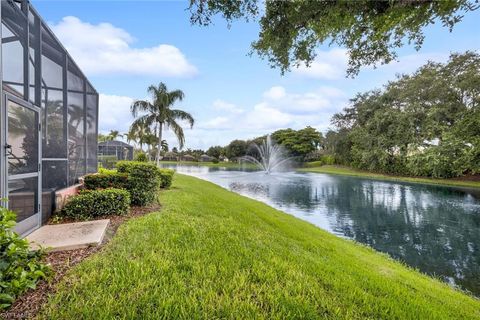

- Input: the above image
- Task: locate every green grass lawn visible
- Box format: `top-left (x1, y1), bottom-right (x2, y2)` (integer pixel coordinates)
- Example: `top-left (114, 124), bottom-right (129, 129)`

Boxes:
top-left (40, 174), bottom-right (480, 319)
top-left (299, 165), bottom-right (480, 189)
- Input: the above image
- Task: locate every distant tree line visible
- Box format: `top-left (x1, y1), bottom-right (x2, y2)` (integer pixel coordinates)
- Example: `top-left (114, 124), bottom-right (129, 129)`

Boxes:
top-left (207, 126), bottom-right (324, 161)
top-left (326, 52), bottom-right (480, 178)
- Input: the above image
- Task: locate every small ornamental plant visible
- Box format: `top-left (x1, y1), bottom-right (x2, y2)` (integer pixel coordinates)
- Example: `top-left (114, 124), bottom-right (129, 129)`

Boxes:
top-left (0, 205), bottom-right (49, 310)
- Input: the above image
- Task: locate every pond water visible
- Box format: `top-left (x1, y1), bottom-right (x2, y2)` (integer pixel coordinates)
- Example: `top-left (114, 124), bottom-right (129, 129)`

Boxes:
top-left (162, 164), bottom-right (480, 296)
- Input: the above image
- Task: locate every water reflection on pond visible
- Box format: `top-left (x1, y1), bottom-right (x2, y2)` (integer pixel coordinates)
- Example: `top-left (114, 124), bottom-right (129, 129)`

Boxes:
top-left (162, 164), bottom-right (480, 296)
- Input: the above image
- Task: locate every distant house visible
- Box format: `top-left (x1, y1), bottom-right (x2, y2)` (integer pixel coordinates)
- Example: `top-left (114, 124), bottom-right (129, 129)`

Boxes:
top-left (180, 154), bottom-right (196, 162)
top-left (98, 141), bottom-right (134, 161)
top-left (162, 152), bottom-right (178, 161)
top-left (200, 154), bottom-right (214, 162)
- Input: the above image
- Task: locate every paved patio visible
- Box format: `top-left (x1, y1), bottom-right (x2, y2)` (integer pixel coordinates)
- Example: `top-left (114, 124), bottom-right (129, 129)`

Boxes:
top-left (26, 219), bottom-right (110, 252)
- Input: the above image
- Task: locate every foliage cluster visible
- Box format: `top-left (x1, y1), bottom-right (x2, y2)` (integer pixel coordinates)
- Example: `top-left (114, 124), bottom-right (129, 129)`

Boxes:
top-left (62, 189), bottom-right (130, 220)
top-left (83, 172), bottom-right (128, 190)
top-left (189, 0), bottom-right (477, 76)
top-left (117, 161), bottom-right (162, 206)
top-left (328, 52), bottom-right (480, 178)
top-left (158, 169), bottom-right (174, 189)
top-left (134, 152), bottom-right (148, 162)
top-left (0, 207), bottom-right (49, 310)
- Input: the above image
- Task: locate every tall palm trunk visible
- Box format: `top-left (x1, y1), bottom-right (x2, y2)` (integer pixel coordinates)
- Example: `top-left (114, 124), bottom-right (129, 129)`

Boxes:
top-left (156, 122), bottom-right (163, 166)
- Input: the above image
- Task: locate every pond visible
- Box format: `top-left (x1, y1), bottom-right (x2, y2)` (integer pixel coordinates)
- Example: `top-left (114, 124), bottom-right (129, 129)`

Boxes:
top-left (162, 164), bottom-right (480, 296)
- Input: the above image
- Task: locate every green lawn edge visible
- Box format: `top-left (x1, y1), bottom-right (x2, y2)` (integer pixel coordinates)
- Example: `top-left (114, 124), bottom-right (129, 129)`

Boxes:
top-left (299, 165), bottom-right (480, 189)
top-left (40, 174), bottom-right (480, 319)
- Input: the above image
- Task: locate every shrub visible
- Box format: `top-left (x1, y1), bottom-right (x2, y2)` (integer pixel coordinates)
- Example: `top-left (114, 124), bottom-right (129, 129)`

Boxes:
top-left (304, 155), bottom-right (336, 167)
top-left (0, 206), bottom-right (49, 310)
top-left (158, 169), bottom-right (174, 188)
top-left (212, 158), bottom-right (219, 164)
top-left (134, 152), bottom-right (148, 162)
top-left (83, 172), bottom-right (128, 190)
top-left (62, 188), bottom-right (130, 220)
top-left (98, 167), bottom-right (117, 175)
top-left (117, 161), bottom-right (161, 206)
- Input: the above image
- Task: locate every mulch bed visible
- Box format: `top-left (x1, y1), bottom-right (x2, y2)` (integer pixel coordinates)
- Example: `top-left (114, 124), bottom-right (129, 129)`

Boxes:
top-left (0, 204), bottom-right (160, 320)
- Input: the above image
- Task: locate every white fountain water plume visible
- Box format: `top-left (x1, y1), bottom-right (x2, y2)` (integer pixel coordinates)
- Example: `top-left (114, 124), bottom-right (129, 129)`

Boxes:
top-left (241, 135), bottom-right (292, 174)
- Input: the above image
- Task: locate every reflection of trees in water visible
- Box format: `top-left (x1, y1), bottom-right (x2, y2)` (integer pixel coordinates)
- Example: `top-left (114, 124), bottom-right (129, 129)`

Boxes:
top-left (320, 178), bottom-right (480, 295)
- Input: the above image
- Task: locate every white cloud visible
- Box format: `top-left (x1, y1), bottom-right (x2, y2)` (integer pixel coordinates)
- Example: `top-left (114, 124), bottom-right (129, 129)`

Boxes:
top-left (200, 86), bottom-right (346, 135)
top-left (201, 116), bottom-right (231, 129)
top-left (50, 16), bottom-right (198, 77)
top-left (212, 99), bottom-right (244, 114)
top-left (294, 48), bottom-right (348, 80)
top-left (263, 86), bottom-right (286, 100)
top-left (98, 94), bottom-right (134, 134)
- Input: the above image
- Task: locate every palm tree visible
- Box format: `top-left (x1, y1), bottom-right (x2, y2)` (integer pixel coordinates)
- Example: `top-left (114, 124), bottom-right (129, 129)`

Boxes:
top-left (108, 130), bottom-right (122, 141)
top-left (131, 82), bottom-right (194, 166)
top-left (128, 118), bottom-right (151, 151)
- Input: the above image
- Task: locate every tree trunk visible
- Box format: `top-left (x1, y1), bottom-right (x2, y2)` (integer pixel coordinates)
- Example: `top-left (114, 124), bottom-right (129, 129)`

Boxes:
top-left (156, 122), bottom-right (163, 167)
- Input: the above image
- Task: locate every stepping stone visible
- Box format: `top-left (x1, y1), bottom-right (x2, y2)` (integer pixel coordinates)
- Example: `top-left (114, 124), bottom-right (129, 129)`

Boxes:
top-left (26, 219), bottom-right (110, 252)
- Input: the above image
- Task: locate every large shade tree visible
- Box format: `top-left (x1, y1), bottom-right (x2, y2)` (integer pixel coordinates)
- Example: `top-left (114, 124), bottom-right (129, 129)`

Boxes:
top-left (131, 83), bottom-right (195, 166)
top-left (189, 0), bottom-right (478, 76)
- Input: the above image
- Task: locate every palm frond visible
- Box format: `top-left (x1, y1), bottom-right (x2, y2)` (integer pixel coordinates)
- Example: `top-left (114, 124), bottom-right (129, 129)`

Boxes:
top-left (131, 100), bottom-right (153, 117)
top-left (166, 118), bottom-right (186, 149)
top-left (170, 109), bottom-right (194, 128)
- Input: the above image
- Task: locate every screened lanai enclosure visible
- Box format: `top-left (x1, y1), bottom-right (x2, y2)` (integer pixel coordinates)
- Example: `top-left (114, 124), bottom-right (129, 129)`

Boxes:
top-left (0, 0), bottom-right (98, 235)
top-left (98, 140), bottom-right (134, 162)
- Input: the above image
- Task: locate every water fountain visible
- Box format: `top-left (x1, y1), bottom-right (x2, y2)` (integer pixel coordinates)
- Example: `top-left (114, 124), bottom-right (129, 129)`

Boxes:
top-left (241, 135), bottom-right (291, 174)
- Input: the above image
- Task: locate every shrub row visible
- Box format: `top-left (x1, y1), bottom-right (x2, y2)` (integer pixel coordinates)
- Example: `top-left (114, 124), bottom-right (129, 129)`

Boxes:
top-left (116, 161), bottom-right (161, 206)
top-left (83, 172), bottom-right (128, 190)
top-left (0, 207), bottom-right (49, 310)
top-left (62, 188), bottom-right (130, 220)
top-left (65, 162), bottom-right (174, 220)
top-left (158, 168), bottom-right (174, 188)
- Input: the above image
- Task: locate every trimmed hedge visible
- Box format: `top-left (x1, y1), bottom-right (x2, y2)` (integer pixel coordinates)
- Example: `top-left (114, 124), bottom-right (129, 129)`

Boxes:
top-left (0, 206), bottom-right (49, 310)
top-left (117, 161), bottom-right (161, 206)
top-left (158, 169), bottom-right (174, 188)
top-left (62, 188), bottom-right (130, 220)
top-left (83, 172), bottom-right (128, 190)
top-left (134, 152), bottom-right (148, 162)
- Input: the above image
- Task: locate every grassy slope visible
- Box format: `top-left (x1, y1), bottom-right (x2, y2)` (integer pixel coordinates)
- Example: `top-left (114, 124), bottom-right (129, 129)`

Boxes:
top-left (300, 165), bottom-right (480, 189)
top-left (41, 175), bottom-right (480, 319)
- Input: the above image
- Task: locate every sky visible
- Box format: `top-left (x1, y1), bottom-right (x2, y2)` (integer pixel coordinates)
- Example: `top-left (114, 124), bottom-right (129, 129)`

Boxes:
top-left (32, 1), bottom-right (480, 150)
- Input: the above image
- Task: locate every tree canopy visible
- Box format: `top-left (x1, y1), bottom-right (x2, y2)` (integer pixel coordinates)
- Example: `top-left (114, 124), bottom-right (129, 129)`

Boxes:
top-left (189, 0), bottom-right (478, 76)
top-left (330, 51), bottom-right (480, 177)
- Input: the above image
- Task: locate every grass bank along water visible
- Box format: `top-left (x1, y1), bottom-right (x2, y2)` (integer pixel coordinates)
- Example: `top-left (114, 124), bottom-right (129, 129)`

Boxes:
top-left (300, 165), bottom-right (480, 189)
top-left (41, 174), bottom-right (480, 319)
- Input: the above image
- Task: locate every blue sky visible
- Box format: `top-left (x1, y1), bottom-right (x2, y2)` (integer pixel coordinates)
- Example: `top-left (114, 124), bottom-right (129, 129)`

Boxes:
top-left (33, 1), bottom-right (480, 150)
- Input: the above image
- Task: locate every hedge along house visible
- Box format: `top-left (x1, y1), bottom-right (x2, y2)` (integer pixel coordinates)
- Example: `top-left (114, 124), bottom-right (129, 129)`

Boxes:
top-left (0, 0), bottom-right (98, 236)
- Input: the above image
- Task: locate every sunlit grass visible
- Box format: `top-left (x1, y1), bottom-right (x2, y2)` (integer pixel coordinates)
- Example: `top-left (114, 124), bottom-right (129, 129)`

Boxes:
top-left (41, 174), bottom-right (480, 319)
top-left (300, 165), bottom-right (480, 189)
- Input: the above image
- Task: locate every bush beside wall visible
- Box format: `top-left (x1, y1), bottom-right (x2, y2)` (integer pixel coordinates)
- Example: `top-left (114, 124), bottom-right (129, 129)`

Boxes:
top-left (158, 169), bottom-right (174, 188)
top-left (62, 189), bottom-right (130, 220)
top-left (117, 161), bottom-right (161, 206)
top-left (83, 173), bottom-right (128, 190)
top-left (0, 207), bottom-right (49, 310)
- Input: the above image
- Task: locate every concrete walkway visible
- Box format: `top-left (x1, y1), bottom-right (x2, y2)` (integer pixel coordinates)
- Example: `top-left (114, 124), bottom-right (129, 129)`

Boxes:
top-left (26, 219), bottom-right (110, 252)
